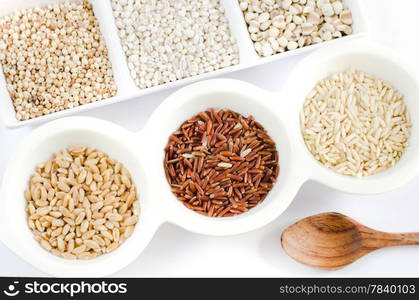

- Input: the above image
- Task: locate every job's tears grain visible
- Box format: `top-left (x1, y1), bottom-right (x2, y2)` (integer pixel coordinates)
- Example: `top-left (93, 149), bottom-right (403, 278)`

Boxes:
top-left (240, 0), bottom-right (353, 57)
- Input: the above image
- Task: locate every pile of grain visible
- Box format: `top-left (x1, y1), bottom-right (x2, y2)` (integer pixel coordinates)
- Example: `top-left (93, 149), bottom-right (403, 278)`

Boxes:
top-left (26, 145), bottom-right (139, 259)
top-left (301, 68), bottom-right (411, 177)
top-left (0, 1), bottom-right (117, 121)
top-left (164, 108), bottom-right (279, 217)
top-left (111, 0), bottom-right (240, 89)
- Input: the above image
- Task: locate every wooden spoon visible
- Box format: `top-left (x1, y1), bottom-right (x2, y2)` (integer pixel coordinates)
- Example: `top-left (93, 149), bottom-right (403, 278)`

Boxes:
top-left (281, 212), bottom-right (419, 270)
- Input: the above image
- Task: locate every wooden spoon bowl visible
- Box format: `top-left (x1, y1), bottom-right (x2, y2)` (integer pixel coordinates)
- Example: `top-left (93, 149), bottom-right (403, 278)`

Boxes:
top-left (281, 212), bottom-right (419, 270)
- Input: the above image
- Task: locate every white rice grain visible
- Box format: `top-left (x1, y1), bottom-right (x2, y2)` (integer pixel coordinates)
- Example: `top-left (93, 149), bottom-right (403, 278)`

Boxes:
top-left (301, 68), bottom-right (411, 177)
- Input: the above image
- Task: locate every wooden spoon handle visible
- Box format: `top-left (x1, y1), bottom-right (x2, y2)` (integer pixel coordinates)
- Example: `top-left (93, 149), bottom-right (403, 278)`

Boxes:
top-left (360, 225), bottom-right (419, 249)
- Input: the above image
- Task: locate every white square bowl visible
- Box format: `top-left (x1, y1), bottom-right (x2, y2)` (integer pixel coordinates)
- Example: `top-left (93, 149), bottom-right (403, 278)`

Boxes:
top-left (0, 0), bottom-right (368, 128)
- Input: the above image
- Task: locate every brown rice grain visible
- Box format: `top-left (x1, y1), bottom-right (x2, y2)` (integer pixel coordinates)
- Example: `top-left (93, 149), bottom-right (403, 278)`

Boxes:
top-left (164, 108), bottom-right (280, 217)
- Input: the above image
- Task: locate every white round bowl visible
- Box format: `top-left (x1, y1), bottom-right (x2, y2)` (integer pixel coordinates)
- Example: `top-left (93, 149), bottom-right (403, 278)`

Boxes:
top-left (282, 39), bottom-right (419, 194)
top-left (0, 118), bottom-right (162, 277)
top-left (1, 40), bottom-right (419, 277)
top-left (142, 79), bottom-right (306, 236)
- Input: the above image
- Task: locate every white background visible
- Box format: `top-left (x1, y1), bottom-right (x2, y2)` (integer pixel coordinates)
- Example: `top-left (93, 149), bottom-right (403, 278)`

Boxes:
top-left (1, 0), bottom-right (419, 277)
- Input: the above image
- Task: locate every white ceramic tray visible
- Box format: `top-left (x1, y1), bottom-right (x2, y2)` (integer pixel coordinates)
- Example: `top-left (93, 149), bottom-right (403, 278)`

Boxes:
top-left (0, 0), bottom-right (368, 128)
top-left (1, 40), bottom-right (419, 277)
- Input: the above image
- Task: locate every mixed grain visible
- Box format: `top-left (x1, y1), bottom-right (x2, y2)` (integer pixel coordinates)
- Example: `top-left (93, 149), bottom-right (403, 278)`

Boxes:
top-left (301, 68), bottom-right (411, 177)
top-left (0, 1), bottom-right (117, 121)
top-left (164, 108), bottom-right (279, 217)
top-left (25, 145), bottom-right (139, 259)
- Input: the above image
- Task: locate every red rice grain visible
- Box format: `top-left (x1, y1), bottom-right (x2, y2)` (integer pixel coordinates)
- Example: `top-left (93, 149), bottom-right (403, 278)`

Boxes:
top-left (163, 108), bottom-right (280, 217)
